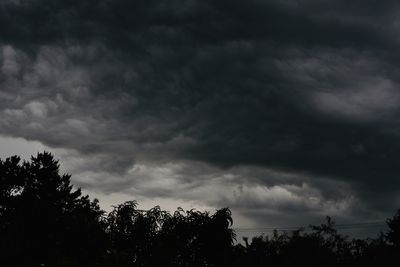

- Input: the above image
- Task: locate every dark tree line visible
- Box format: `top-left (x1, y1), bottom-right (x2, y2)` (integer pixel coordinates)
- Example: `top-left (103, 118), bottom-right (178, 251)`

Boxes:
top-left (1, 152), bottom-right (399, 266)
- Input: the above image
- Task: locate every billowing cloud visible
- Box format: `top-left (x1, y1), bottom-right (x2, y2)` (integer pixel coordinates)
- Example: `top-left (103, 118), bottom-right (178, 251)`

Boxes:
top-left (0, 0), bottom-right (399, 235)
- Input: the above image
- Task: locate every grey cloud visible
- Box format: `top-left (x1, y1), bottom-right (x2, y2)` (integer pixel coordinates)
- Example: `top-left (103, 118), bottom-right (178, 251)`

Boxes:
top-left (1, 0), bottom-right (400, 233)
top-left (55, 148), bottom-right (363, 228)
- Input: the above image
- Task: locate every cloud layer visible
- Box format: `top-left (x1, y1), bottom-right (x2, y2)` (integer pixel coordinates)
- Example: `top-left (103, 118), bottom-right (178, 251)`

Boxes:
top-left (1, 0), bottom-right (400, 233)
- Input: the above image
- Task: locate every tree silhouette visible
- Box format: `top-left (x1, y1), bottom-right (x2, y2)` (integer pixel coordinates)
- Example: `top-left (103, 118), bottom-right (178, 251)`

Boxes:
top-left (1, 152), bottom-right (400, 267)
top-left (0, 152), bottom-right (106, 266)
top-left (105, 202), bottom-right (235, 266)
top-left (386, 209), bottom-right (400, 248)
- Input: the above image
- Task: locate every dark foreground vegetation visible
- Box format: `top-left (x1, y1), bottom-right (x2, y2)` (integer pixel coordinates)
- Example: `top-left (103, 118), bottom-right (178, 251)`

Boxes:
top-left (1, 152), bottom-right (399, 266)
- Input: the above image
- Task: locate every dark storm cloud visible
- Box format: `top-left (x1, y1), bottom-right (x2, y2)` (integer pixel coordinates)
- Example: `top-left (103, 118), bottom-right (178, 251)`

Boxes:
top-left (1, 0), bottom-right (400, 227)
top-left (0, 0), bottom-right (396, 49)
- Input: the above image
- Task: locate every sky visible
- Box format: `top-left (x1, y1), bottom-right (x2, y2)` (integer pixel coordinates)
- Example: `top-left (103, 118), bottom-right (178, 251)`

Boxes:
top-left (0, 0), bottom-right (399, 236)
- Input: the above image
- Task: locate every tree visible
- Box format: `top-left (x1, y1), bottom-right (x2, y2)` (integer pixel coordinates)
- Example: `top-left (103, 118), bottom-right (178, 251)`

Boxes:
top-left (105, 202), bottom-right (235, 267)
top-left (0, 152), bottom-right (106, 266)
top-left (386, 209), bottom-right (400, 248)
top-left (3, 151), bottom-right (400, 267)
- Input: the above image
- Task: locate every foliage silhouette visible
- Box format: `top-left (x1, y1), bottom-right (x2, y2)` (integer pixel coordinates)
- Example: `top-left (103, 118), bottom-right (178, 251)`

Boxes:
top-left (1, 152), bottom-right (400, 266)
top-left (0, 152), bottom-right (106, 266)
top-left (386, 209), bottom-right (400, 247)
top-left (105, 202), bottom-right (235, 266)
